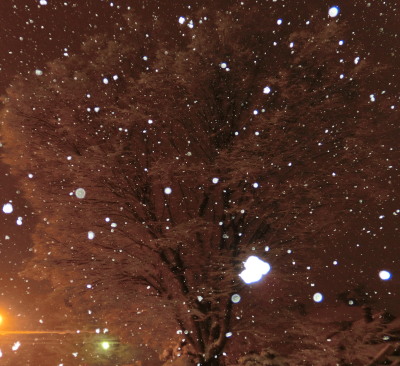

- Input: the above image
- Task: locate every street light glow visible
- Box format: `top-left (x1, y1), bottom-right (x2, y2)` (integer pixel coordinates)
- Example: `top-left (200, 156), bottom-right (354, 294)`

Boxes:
top-left (101, 341), bottom-right (110, 350)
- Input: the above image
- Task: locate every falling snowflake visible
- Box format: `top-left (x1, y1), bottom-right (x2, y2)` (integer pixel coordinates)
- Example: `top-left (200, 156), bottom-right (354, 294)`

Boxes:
top-left (328, 6), bottom-right (340, 17)
top-left (379, 270), bottom-right (391, 280)
top-left (2, 203), bottom-right (13, 214)
top-left (263, 86), bottom-right (271, 94)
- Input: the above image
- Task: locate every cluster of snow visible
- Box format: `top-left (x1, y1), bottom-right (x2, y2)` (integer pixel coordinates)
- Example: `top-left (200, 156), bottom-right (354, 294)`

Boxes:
top-left (178, 16), bottom-right (194, 28)
top-left (239, 256), bottom-right (271, 284)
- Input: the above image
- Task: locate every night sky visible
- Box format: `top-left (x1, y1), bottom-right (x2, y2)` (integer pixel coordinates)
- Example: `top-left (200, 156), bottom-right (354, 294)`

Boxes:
top-left (0, 0), bottom-right (399, 364)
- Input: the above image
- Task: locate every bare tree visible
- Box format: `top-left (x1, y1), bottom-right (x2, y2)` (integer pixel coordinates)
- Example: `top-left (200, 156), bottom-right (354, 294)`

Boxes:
top-left (1, 4), bottom-right (395, 365)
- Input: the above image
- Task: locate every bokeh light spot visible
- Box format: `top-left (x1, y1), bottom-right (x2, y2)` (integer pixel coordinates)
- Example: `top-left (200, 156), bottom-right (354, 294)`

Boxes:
top-left (313, 292), bottom-right (324, 303)
top-left (328, 6), bottom-right (340, 17)
top-left (379, 270), bottom-right (391, 281)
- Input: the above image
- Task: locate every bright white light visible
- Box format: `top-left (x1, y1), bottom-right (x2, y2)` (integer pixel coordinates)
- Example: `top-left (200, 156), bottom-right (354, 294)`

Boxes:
top-left (263, 86), bottom-right (271, 94)
top-left (178, 16), bottom-right (186, 24)
top-left (240, 269), bottom-right (262, 284)
top-left (12, 341), bottom-right (21, 351)
top-left (354, 56), bottom-right (360, 64)
top-left (239, 256), bottom-right (271, 284)
top-left (339, 40), bottom-right (344, 46)
top-left (225, 332), bottom-right (232, 337)
top-left (75, 188), bottom-right (86, 199)
top-left (220, 62), bottom-right (227, 69)
top-left (231, 294), bottom-right (241, 303)
top-left (277, 19), bottom-right (282, 25)
top-left (16, 217), bottom-right (23, 225)
top-left (103, 77), bottom-right (109, 84)
top-left (101, 341), bottom-right (110, 350)
top-left (94, 107), bottom-right (100, 112)
top-left (379, 270), bottom-right (391, 280)
top-left (164, 187), bottom-right (172, 195)
top-left (2, 203), bottom-right (13, 214)
top-left (35, 69), bottom-right (43, 76)
top-left (313, 292), bottom-right (324, 303)
top-left (370, 94), bottom-right (376, 102)
top-left (113, 75), bottom-right (118, 80)
top-left (40, 0), bottom-right (48, 5)
top-left (328, 6), bottom-right (340, 17)
top-left (212, 177), bottom-right (219, 184)
top-left (88, 231), bottom-right (95, 240)
top-left (252, 182), bottom-right (259, 188)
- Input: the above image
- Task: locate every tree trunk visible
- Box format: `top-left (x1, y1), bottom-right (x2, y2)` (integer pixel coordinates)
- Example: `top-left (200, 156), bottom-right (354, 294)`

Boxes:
top-left (201, 357), bottom-right (225, 366)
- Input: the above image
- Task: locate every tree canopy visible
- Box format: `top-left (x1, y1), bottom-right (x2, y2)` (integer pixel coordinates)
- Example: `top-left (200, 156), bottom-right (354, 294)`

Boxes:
top-left (0, 3), bottom-right (396, 365)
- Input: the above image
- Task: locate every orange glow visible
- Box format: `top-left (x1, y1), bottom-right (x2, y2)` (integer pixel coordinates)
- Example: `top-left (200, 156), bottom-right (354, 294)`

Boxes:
top-left (0, 330), bottom-right (96, 335)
